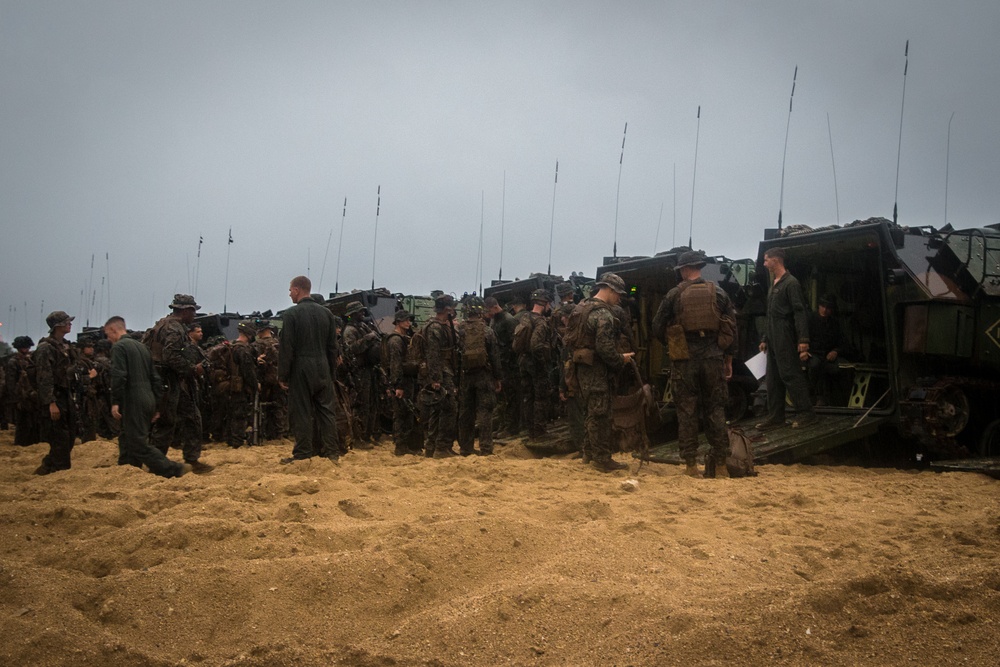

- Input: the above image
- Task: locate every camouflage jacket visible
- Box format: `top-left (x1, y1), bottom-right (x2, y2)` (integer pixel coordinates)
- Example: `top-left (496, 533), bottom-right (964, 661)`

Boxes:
top-left (419, 318), bottom-right (456, 386)
top-left (147, 314), bottom-right (197, 377)
top-left (34, 336), bottom-right (76, 404)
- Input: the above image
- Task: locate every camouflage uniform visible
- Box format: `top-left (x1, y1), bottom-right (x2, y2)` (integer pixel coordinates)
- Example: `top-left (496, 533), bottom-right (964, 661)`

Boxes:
top-left (652, 258), bottom-right (738, 471)
top-left (490, 306), bottom-right (521, 435)
top-left (92, 341), bottom-right (119, 439)
top-left (74, 345), bottom-right (99, 443)
top-left (343, 305), bottom-right (382, 445)
top-left (518, 293), bottom-right (554, 438)
top-left (176, 339), bottom-right (207, 452)
top-left (418, 296), bottom-right (458, 457)
top-left (385, 315), bottom-right (422, 455)
top-left (572, 297), bottom-right (626, 468)
top-left (34, 312), bottom-right (79, 474)
top-left (253, 328), bottom-right (288, 440)
top-left (457, 302), bottom-right (502, 455)
top-left (147, 296), bottom-right (205, 465)
top-left (226, 333), bottom-right (259, 447)
top-left (6, 344), bottom-right (40, 446)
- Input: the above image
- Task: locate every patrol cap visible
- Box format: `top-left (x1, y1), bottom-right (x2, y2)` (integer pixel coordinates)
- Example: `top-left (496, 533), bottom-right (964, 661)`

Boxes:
top-left (344, 301), bottom-right (366, 316)
top-left (310, 293), bottom-right (326, 304)
top-left (169, 294), bottom-right (199, 310)
top-left (434, 293), bottom-right (456, 312)
top-left (556, 282), bottom-right (574, 297)
top-left (12, 336), bottom-right (33, 350)
top-left (393, 309), bottom-right (413, 324)
top-left (530, 288), bottom-right (551, 305)
top-left (675, 250), bottom-right (708, 270)
top-left (594, 273), bottom-right (627, 295)
top-left (45, 311), bottom-right (75, 330)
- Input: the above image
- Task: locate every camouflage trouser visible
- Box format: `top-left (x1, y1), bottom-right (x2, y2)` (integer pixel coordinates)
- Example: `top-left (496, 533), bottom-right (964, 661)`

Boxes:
top-left (458, 370), bottom-right (497, 454)
top-left (176, 384), bottom-right (203, 454)
top-left (566, 393), bottom-right (585, 452)
top-left (152, 373), bottom-right (203, 464)
top-left (352, 367), bottom-right (380, 442)
top-left (577, 364), bottom-right (614, 464)
top-left (226, 391), bottom-right (253, 447)
top-left (672, 357), bottom-right (729, 465)
top-left (519, 358), bottom-right (551, 437)
top-left (419, 381), bottom-right (456, 455)
top-left (260, 382), bottom-right (289, 440)
top-left (391, 379), bottom-right (421, 454)
top-left (38, 389), bottom-right (76, 471)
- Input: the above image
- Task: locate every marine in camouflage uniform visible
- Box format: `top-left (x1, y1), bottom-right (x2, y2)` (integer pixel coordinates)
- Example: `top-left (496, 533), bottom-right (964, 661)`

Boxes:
top-left (457, 297), bottom-right (502, 455)
top-left (33, 312), bottom-right (79, 475)
top-left (555, 303), bottom-right (586, 453)
top-left (418, 293), bottom-right (459, 458)
top-left (147, 295), bottom-right (213, 473)
top-left (342, 301), bottom-right (383, 447)
top-left (253, 322), bottom-right (288, 440)
top-left (104, 316), bottom-right (188, 478)
top-left (74, 339), bottom-right (99, 443)
top-left (92, 339), bottom-right (120, 439)
top-left (568, 276), bottom-right (632, 473)
top-left (486, 296), bottom-right (521, 437)
top-left (519, 289), bottom-right (554, 439)
top-left (176, 323), bottom-right (207, 453)
top-left (225, 321), bottom-right (260, 447)
top-left (652, 251), bottom-right (737, 478)
top-left (385, 309), bottom-right (422, 456)
top-left (6, 337), bottom-right (40, 446)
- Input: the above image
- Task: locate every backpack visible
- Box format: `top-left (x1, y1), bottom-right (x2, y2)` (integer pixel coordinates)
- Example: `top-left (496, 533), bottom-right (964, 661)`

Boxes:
top-left (405, 324), bottom-right (430, 377)
top-left (462, 319), bottom-right (489, 370)
top-left (725, 427), bottom-right (757, 478)
top-left (511, 313), bottom-right (534, 355)
top-left (382, 332), bottom-right (418, 378)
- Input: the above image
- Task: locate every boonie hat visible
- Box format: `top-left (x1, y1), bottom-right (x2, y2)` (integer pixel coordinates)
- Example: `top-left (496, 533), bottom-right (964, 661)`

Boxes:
top-left (45, 311), bottom-right (75, 330)
top-left (594, 273), bottom-right (627, 295)
top-left (675, 250), bottom-right (708, 270)
top-left (170, 294), bottom-right (200, 310)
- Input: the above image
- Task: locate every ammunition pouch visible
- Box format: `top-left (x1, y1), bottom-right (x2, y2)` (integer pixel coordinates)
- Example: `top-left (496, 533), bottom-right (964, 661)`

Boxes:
top-left (666, 325), bottom-right (690, 361)
top-left (572, 348), bottom-right (595, 366)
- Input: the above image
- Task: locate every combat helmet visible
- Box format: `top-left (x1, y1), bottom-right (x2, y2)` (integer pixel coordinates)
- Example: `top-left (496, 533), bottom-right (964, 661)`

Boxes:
top-left (464, 296), bottom-right (485, 318)
top-left (530, 288), bottom-right (551, 305)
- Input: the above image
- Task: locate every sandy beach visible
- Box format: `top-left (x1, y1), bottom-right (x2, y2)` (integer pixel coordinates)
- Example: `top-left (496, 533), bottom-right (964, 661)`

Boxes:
top-left (1, 430), bottom-right (997, 666)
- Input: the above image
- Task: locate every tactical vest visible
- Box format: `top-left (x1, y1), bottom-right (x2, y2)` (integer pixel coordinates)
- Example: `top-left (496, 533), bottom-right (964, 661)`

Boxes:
top-left (566, 299), bottom-right (612, 352)
top-left (144, 317), bottom-right (173, 364)
top-left (677, 281), bottom-right (720, 334)
top-left (462, 319), bottom-right (489, 370)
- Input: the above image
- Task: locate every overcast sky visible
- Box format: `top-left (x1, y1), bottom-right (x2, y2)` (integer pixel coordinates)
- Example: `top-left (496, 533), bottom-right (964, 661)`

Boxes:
top-left (2, 0), bottom-right (999, 343)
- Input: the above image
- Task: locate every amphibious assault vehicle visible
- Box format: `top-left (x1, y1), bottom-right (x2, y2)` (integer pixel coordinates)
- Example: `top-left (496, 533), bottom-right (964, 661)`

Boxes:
top-left (646, 218), bottom-right (1000, 472)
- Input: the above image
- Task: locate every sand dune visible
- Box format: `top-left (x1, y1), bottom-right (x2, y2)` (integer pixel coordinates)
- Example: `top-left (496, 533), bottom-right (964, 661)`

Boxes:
top-left (1, 430), bottom-right (997, 666)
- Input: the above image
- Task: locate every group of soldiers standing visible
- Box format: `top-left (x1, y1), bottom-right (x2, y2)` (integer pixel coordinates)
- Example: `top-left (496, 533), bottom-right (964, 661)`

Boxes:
top-left (6, 249), bottom-right (753, 478)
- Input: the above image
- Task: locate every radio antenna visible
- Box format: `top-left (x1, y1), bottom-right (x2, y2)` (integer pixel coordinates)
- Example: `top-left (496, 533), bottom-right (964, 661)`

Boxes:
top-left (945, 111), bottom-right (955, 227)
top-left (778, 66), bottom-right (797, 231)
top-left (547, 160), bottom-right (558, 274)
top-left (893, 40), bottom-right (909, 225)
top-left (334, 197), bottom-right (346, 294)
top-left (689, 107), bottom-right (701, 248)
top-left (613, 122), bottom-right (627, 257)
top-left (498, 171), bottom-right (506, 282)
top-left (827, 113), bottom-right (841, 225)
top-left (371, 186), bottom-right (381, 290)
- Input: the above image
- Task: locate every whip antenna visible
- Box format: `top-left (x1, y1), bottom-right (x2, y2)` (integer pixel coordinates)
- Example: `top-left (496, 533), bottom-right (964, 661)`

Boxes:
top-left (194, 235), bottom-right (203, 298)
top-left (689, 107), bottom-right (701, 247)
top-left (476, 190), bottom-right (485, 294)
top-left (672, 163), bottom-right (677, 248)
top-left (318, 198), bottom-right (336, 293)
top-left (548, 160), bottom-right (558, 274)
top-left (893, 40), bottom-right (909, 225)
top-left (335, 198), bottom-right (347, 294)
top-left (945, 111), bottom-right (955, 227)
top-left (653, 201), bottom-right (663, 254)
top-left (371, 185), bottom-right (381, 290)
top-left (86, 253), bottom-right (94, 326)
top-left (224, 228), bottom-right (233, 312)
top-left (613, 122), bottom-right (627, 257)
top-left (827, 113), bottom-right (841, 225)
top-left (498, 171), bottom-right (506, 282)
top-left (778, 66), bottom-right (797, 231)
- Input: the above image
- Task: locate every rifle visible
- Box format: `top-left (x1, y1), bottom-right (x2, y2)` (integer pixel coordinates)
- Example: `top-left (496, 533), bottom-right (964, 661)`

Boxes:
top-left (252, 386), bottom-right (260, 445)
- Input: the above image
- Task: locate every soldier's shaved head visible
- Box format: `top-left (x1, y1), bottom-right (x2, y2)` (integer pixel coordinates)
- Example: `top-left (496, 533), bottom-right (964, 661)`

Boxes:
top-left (291, 275), bottom-right (311, 292)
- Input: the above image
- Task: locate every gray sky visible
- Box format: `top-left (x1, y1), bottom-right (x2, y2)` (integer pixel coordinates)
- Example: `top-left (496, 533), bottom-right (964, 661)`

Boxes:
top-left (3, 0), bottom-right (999, 343)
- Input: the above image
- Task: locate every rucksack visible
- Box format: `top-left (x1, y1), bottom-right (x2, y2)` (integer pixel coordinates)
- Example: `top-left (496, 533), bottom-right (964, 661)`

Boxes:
top-left (725, 427), bottom-right (757, 478)
top-left (511, 312), bottom-right (534, 355)
top-left (405, 324), bottom-right (431, 377)
top-left (462, 319), bottom-right (489, 370)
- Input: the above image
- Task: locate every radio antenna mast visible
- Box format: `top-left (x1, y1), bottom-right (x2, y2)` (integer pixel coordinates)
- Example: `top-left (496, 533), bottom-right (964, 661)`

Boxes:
top-left (613, 123), bottom-right (627, 257)
top-left (689, 107), bottom-right (701, 248)
top-left (778, 66), bottom-right (797, 231)
top-left (893, 40), bottom-right (909, 225)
